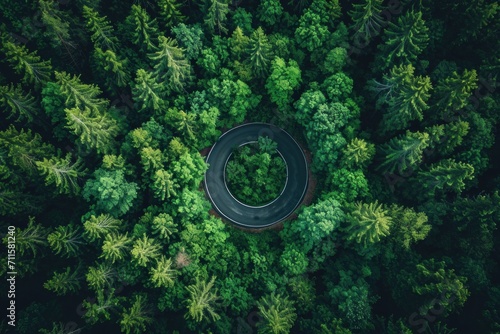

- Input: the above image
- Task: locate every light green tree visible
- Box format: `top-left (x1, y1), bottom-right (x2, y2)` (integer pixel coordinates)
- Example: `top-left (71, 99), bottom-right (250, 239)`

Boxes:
top-left (47, 224), bottom-right (84, 257)
top-left (38, 0), bottom-right (73, 49)
top-left (83, 289), bottom-right (123, 325)
top-left (152, 169), bottom-right (178, 200)
top-left (389, 205), bottom-right (431, 249)
top-left (92, 48), bottom-right (130, 91)
top-left (131, 234), bottom-right (162, 267)
top-left (256, 292), bottom-right (297, 334)
top-left (265, 57), bottom-right (301, 110)
top-left (378, 131), bottom-right (430, 175)
top-left (185, 276), bottom-right (220, 322)
top-left (149, 36), bottom-right (192, 93)
top-left (55, 71), bottom-right (109, 113)
top-left (4, 217), bottom-right (48, 257)
top-left (151, 213), bottom-right (178, 240)
top-left (83, 214), bottom-right (122, 242)
top-left (100, 233), bottom-right (132, 263)
top-left (36, 154), bottom-right (86, 195)
top-left (86, 263), bottom-right (115, 291)
top-left (150, 255), bottom-right (177, 288)
top-left (295, 9), bottom-right (329, 51)
top-left (43, 266), bottom-right (82, 295)
top-left (435, 69), bottom-right (478, 114)
top-left (417, 159), bottom-right (474, 194)
top-left (132, 69), bottom-right (165, 112)
top-left (0, 84), bottom-right (38, 122)
top-left (120, 294), bottom-right (153, 334)
top-left (342, 138), bottom-right (375, 169)
top-left (245, 27), bottom-right (273, 78)
top-left (82, 5), bottom-right (119, 51)
top-left (345, 201), bottom-right (392, 246)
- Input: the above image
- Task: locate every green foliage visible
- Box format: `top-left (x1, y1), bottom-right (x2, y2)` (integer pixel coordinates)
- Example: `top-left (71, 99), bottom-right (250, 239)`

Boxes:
top-left (86, 263), bottom-right (115, 291)
top-left (47, 224), bottom-right (84, 257)
top-left (157, 0), bottom-right (185, 28)
top-left (185, 275), bottom-right (220, 323)
top-left (256, 292), bottom-right (297, 334)
top-left (83, 289), bottom-right (123, 325)
top-left (43, 265), bottom-right (82, 295)
top-left (0, 38), bottom-right (52, 87)
top-left (204, 0), bottom-right (230, 35)
top-left (345, 201), bottom-right (392, 246)
top-left (91, 47), bottom-right (130, 91)
top-left (132, 69), bottom-right (165, 112)
top-left (349, 0), bottom-right (384, 40)
top-left (377, 10), bottom-right (429, 70)
top-left (126, 4), bottom-right (159, 51)
top-left (120, 294), bottom-right (153, 334)
top-left (55, 71), bottom-right (109, 113)
top-left (172, 23), bottom-right (204, 60)
top-left (257, 0), bottom-right (284, 26)
top-left (131, 234), bottom-right (161, 267)
top-left (416, 158), bottom-right (474, 194)
top-left (389, 205), bottom-right (431, 249)
top-left (295, 9), bottom-right (329, 52)
top-left (245, 27), bottom-right (273, 78)
top-left (0, 84), bottom-right (38, 122)
top-left (435, 69), bottom-right (478, 114)
top-left (342, 138), bottom-right (375, 169)
top-left (83, 168), bottom-right (139, 217)
top-left (5, 217), bottom-right (48, 257)
top-left (82, 5), bottom-right (119, 51)
top-left (265, 57), bottom-right (301, 110)
top-left (100, 233), bottom-right (132, 263)
top-left (150, 255), bottom-right (177, 288)
top-left (36, 154), bottom-right (85, 195)
top-left (83, 214), bottom-right (122, 242)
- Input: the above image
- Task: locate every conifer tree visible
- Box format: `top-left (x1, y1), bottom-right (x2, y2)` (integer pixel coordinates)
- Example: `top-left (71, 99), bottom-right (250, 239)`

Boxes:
top-left (151, 213), bottom-right (178, 240)
top-left (256, 292), bottom-right (297, 334)
top-left (39, 0), bottom-right (73, 49)
top-left (7, 217), bottom-right (49, 257)
top-left (157, 0), bottom-right (185, 27)
top-left (47, 224), bottom-right (85, 257)
top-left (100, 233), bottom-right (132, 263)
top-left (152, 169), bottom-right (178, 200)
top-left (245, 27), bottom-right (273, 78)
top-left (126, 4), bottom-right (159, 51)
top-left (345, 201), bottom-right (392, 246)
top-left (149, 36), bottom-right (192, 93)
top-left (86, 263), bottom-right (115, 291)
top-left (36, 154), bottom-right (86, 195)
top-left (377, 10), bottom-right (429, 70)
top-left (132, 69), bottom-right (166, 112)
top-left (378, 131), bottom-right (430, 175)
top-left (348, 0), bottom-right (384, 40)
top-left (82, 5), bottom-right (119, 51)
top-left (65, 106), bottom-right (118, 154)
top-left (417, 159), bottom-right (474, 194)
top-left (55, 71), bottom-right (109, 113)
top-left (120, 295), bottom-right (153, 334)
top-left (1, 38), bottom-right (52, 87)
top-left (0, 84), bottom-right (38, 122)
top-left (83, 214), bottom-right (122, 242)
top-left (185, 276), bottom-right (220, 322)
top-left (342, 138), bottom-right (375, 169)
top-left (389, 205), bottom-right (431, 249)
top-left (150, 255), bottom-right (177, 288)
top-left (204, 0), bottom-right (230, 35)
top-left (83, 289), bottom-right (123, 325)
top-left (92, 48), bottom-right (130, 91)
top-left (43, 265), bottom-right (82, 295)
top-left (131, 234), bottom-right (162, 267)
top-left (434, 69), bottom-right (478, 114)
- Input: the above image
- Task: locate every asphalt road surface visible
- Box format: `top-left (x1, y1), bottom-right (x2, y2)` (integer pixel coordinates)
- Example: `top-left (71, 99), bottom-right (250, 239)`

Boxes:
top-left (204, 123), bottom-right (309, 228)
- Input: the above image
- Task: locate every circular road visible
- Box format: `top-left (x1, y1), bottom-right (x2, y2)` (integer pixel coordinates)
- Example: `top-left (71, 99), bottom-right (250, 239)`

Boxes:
top-left (204, 123), bottom-right (308, 229)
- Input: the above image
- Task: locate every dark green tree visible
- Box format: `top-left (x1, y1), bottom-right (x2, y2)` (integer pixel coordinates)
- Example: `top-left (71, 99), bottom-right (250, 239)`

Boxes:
top-left (245, 27), bottom-right (273, 78)
top-left (0, 84), bottom-right (38, 122)
top-left (82, 5), bottom-right (119, 51)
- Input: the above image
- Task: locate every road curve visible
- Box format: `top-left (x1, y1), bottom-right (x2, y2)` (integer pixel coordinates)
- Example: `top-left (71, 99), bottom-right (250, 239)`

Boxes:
top-left (204, 123), bottom-right (309, 229)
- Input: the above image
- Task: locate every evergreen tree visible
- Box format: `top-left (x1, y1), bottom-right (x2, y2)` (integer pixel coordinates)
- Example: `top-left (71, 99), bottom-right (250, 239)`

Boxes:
top-left (416, 159), bottom-right (474, 194)
top-left (245, 27), bottom-right (273, 78)
top-left (36, 154), bottom-right (85, 195)
top-left (83, 214), bottom-right (122, 242)
top-left (157, 0), bottom-right (185, 28)
top-left (204, 0), bottom-right (230, 35)
top-left (1, 38), bottom-right (52, 87)
top-left (132, 69), bottom-right (166, 112)
top-left (295, 9), bottom-right (330, 52)
top-left (6, 217), bottom-right (49, 257)
top-left (342, 138), bottom-right (375, 169)
top-left (86, 263), bottom-right (115, 291)
top-left (43, 265), bottom-right (82, 295)
top-left (152, 169), bottom-right (178, 200)
top-left (82, 5), bottom-right (119, 51)
top-left (256, 292), bottom-right (297, 334)
top-left (348, 0), bottom-right (385, 40)
top-left (83, 289), bottom-right (123, 325)
top-left (185, 276), bottom-right (220, 322)
top-left (120, 294), bottom-right (153, 334)
top-left (257, 0), bottom-right (284, 26)
top-left (65, 106), bottom-right (118, 154)
top-left (389, 205), bottom-right (431, 249)
top-left (149, 36), bottom-right (192, 93)
top-left (378, 131), bottom-right (430, 175)
top-left (377, 10), bottom-right (429, 70)
top-left (0, 84), bottom-right (38, 122)
top-left (47, 224), bottom-right (85, 257)
top-left (100, 233), bottom-right (132, 263)
top-left (434, 69), bottom-right (478, 115)
top-left (265, 57), bottom-right (302, 111)
top-left (38, 0), bottom-right (73, 49)
top-left (92, 48), bottom-right (130, 91)
top-left (345, 201), bottom-right (392, 246)
top-left (126, 4), bottom-right (159, 51)
top-left (131, 234), bottom-right (162, 267)
top-left (151, 213), bottom-right (177, 240)
top-left (150, 255), bottom-right (177, 288)
top-left (55, 71), bottom-right (109, 113)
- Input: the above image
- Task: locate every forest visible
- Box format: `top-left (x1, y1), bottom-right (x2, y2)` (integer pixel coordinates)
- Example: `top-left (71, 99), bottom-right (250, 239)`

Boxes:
top-left (0, 0), bottom-right (499, 333)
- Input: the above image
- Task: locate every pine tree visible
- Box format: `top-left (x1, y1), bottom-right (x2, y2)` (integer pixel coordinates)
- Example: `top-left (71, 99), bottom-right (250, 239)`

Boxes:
top-left (434, 69), bottom-right (478, 114)
top-left (245, 27), bottom-right (273, 78)
top-left (378, 131), bottom-right (430, 175)
top-left (417, 159), bottom-right (474, 194)
top-left (92, 48), bottom-right (130, 91)
top-left (204, 0), bottom-right (230, 35)
top-left (346, 201), bottom-right (392, 246)
top-left (377, 10), bottom-right (429, 70)
top-left (132, 69), bottom-right (165, 113)
top-left (157, 0), bottom-right (185, 27)
top-left (150, 255), bottom-right (177, 288)
top-left (342, 138), bottom-right (375, 168)
top-left (126, 4), bottom-right (159, 51)
top-left (140, 147), bottom-right (164, 176)
top-left (36, 154), bottom-right (85, 195)
top-left (149, 36), bottom-right (192, 93)
top-left (1, 39), bottom-right (52, 87)
top-left (0, 84), bottom-right (39, 122)
top-left (389, 205), bottom-right (431, 249)
top-left (86, 263), bottom-right (115, 291)
top-left (100, 233), bottom-right (132, 263)
top-left (120, 294), bottom-right (153, 334)
top-left (82, 5), bottom-right (119, 51)
top-left (256, 292), bottom-right (297, 334)
top-left (152, 169), bottom-right (178, 200)
top-left (151, 213), bottom-right (178, 240)
top-left (83, 214), bottom-right (122, 242)
top-left (349, 0), bottom-right (385, 40)
top-left (83, 289), bottom-right (123, 325)
top-left (55, 71), bottom-right (109, 113)
top-left (65, 106), bottom-right (118, 154)
top-left (39, 0), bottom-right (73, 49)
top-left (43, 265), bottom-right (82, 295)
top-left (7, 217), bottom-right (48, 257)
top-left (131, 234), bottom-right (162, 267)
top-left (47, 224), bottom-right (85, 257)
top-left (185, 276), bottom-right (220, 322)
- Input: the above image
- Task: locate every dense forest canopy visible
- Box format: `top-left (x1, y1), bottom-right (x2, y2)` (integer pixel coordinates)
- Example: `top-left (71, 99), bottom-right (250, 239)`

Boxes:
top-left (0, 0), bottom-right (499, 333)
